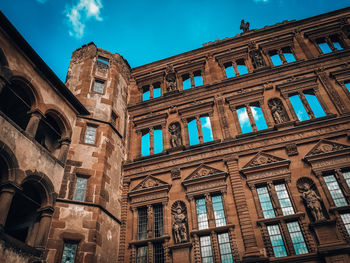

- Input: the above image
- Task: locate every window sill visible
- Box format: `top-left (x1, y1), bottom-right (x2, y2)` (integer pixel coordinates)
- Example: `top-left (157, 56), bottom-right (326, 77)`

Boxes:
top-left (185, 139), bottom-right (221, 150)
top-left (236, 127), bottom-right (275, 139)
top-left (329, 205), bottom-right (350, 213)
top-left (256, 212), bottom-right (305, 225)
top-left (190, 224), bottom-right (235, 236)
top-left (134, 151), bottom-right (167, 162)
top-left (129, 235), bottom-right (170, 246)
top-left (269, 252), bottom-right (318, 262)
top-left (294, 114), bottom-right (337, 126)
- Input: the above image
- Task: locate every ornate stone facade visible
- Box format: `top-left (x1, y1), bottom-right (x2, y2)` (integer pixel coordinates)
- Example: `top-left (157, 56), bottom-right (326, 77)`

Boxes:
top-left (1, 7), bottom-right (350, 263)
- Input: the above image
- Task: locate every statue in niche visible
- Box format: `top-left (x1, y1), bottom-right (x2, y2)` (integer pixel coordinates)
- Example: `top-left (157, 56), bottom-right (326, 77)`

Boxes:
top-left (250, 49), bottom-right (265, 69)
top-left (240, 19), bottom-right (250, 33)
top-left (165, 64), bottom-right (178, 92)
top-left (172, 201), bottom-right (188, 243)
top-left (169, 122), bottom-right (182, 148)
top-left (268, 98), bottom-right (290, 124)
top-left (297, 179), bottom-right (326, 222)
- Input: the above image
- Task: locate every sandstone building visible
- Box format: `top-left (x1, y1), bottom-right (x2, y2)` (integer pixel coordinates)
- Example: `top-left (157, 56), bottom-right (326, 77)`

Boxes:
top-left (1, 6), bottom-right (350, 263)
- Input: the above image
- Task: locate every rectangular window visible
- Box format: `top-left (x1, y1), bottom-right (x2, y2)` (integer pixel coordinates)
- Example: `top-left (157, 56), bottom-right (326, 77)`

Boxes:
top-left (153, 243), bottom-right (164, 263)
top-left (237, 59), bottom-right (248, 75)
top-left (92, 79), bottom-right (104, 94)
top-left (153, 85), bottom-right (161, 98)
top-left (289, 94), bottom-right (310, 121)
top-left (237, 107), bottom-right (253, 133)
top-left (136, 246), bottom-right (147, 263)
top-left (153, 205), bottom-right (163, 237)
top-left (212, 195), bottom-right (226, 227)
top-left (225, 65), bottom-right (235, 78)
top-left (188, 119), bottom-right (199, 146)
top-left (324, 174), bottom-right (347, 207)
top-left (154, 129), bottom-right (163, 154)
top-left (138, 207), bottom-right (148, 240)
top-left (142, 86), bottom-right (150, 101)
top-left (283, 52), bottom-right (296, 63)
top-left (196, 198), bottom-right (209, 230)
top-left (343, 170), bottom-right (350, 189)
top-left (84, 125), bottom-right (97, 145)
top-left (345, 82), bottom-right (350, 92)
top-left (73, 177), bottom-right (88, 202)
top-left (303, 91), bottom-right (326, 118)
top-left (218, 233), bottom-right (234, 263)
top-left (141, 131), bottom-right (150, 156)
top-left (286, 221), bottom-right (308, 255)
top-left (270, 53), bottom-right (283, 66)
top-left (257, 186), bottom-right (275, 218)
top-left (61, 242), bottom-right (78, 263)
top-left (97, 56), bottom-right (109, 67)
top-left (340, 213), bottom-right (350, 235)
top-left (182, 76), bottom-right (191, 90)
top-left (200, 236), bottom-right (214, 263)
top-left (275, 184), bottom-right (294, 216)
top-left (317, 41), bottom-right (332, 54)
top-left (267, 224), bottom-right (287, 258)
top-left (330, 35), bottom-right (343, 51)
top-left (194, 75), bottom-right (203, 87)
top-left (250, 106), bottom-right (268, 130)
top-left (200, 116), bottom-right (213, 143)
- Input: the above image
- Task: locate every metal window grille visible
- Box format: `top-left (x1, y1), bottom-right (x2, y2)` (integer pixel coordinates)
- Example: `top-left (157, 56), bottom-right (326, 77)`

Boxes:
top-left (84, 126), bottom-right (97, 144)
top-left (136, 246), bottom-right (147, 263)
top-left (324, 174), bottom-right (348, 206)
top-left (286, 221), bottom-right (308, 255)
top-left (212, 195), bottom-right (226, 227)
top-left (153, 243), bottom-right (164, 263)
top-left (200, 236), bottom-right (214, 263)
top-left (138, 207), bottom-right (148, 240)
top-left (275, 184), bottom-right (294, 216)
top-left (257, 187), bottom-right (275, 218)
top-left (218, 233), bottom-right (234, 262)
top-left (61, 242), bottom-right (78, 263)
top-left (73, 177), bottom-right (87, 201)
top-left (341, 213), bottom-right (350, 235)
top-left (267, 224), bottom-right (287, 258)
top-left (153, 205), bottom-right (163, 237)
top-left (196, 198), bottom-right (209, 230)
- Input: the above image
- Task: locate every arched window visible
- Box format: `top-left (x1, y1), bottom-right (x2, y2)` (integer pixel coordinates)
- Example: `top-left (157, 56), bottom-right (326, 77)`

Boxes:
top-left (0, 78), bottom-right (35, 130)
top-left (35, 113), bottom-right (62, 154)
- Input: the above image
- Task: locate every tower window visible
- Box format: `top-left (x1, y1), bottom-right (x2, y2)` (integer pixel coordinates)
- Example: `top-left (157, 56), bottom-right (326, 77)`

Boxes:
top-left (61, 242), bottom-right (78, 263)
top-left (73, 176), bottom-right (88, 202)
top-left (92, 79), bottom-right (105, 94)
top-left (84, 125), bottom-right (97, 145)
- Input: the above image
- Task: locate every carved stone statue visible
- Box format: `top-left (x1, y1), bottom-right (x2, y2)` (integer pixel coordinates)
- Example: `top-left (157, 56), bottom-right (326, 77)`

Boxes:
top-left (165, 64), bottom-right (178, 92)
top-left (268, 98), bottom-right (289, 124)
top-left (172, 201), bottom-right (188, 243)
top-left (168, 122), bottom-right (182, 148)
top-left (250, 49), bottom-right (265, 69)
top-left (299, 182), bottom-right (325, 222)
top-left (240, 19), bottom-right (250, 33)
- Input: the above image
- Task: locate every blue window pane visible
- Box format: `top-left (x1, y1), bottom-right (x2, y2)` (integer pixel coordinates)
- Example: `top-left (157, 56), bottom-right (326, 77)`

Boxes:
top-left (333, 41), bottom-right (343, 50)
top-left (304, 93), bottom-right (326, 118)
top-left (237, 107), bottom-right (252, 133)
top-left (284, 52), bottom-right (296, 63)
top-left (188, 119), bottom-right (199, 145)
top-left (286, 221), bottom-right (308, 255)
top-left (73, 177), bottom-right (87, 201)
top-left (345, 82), bottom-right (350, 92)
top-left (318, 42), bottom-right (332, 54)
top-left (141, 132), bottom-right (150, 156)
top-left (194, 75), bottom-right (203, 87)
top-left (257, 187), bottom-right (275, 219)
top-left (270, 54), bottom-right (283, 66)
top-left (267, 225), bottom-right (287, 258)
top-left (200, 116), bottom-right (213, 143)
top-left (142, 90), bottom-right (150, 101)
top-left (225, 66), bottom-right (235, 78)
top-left (154, 129), bottom-right (163, 154)
top-left (250, 106), bottom-right (268, 130)
top-left (289, 95), bottom-right (310, 121)
top-left (237, 64), bottom-right (248, 75)
top-left (183, 78), bottom-right (191, 90)
top-left (324, 175), bottom-right (347, 207)
top-left (341, 213), bottom-right (350, 235)
top-left (154, 87), bottom-right (161, 98)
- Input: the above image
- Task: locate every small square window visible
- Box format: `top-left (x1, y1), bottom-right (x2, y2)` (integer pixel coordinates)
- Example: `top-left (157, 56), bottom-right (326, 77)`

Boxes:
top-left (92, 80), bottom-right (105, 94)
top-left (73, 176), bottom-right (88, 201)
top-left (84, 125), bottom-right (97, 145)
top-left (97, 56), bottom-right (109, 67)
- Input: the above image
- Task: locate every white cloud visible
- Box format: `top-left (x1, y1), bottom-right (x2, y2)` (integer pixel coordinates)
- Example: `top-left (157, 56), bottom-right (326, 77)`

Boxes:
top-left (65, 0), bottom-right (103, 38)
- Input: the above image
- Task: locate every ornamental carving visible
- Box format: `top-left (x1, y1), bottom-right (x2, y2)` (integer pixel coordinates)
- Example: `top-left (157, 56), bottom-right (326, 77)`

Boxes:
top-left (268, 98), bottom-right (290, 124)
top-left (297, 177), bottom-right (326, 222)
top-left (171, 167), bottom-right (181, 180)
top-left (171, 201), bottom-right (188, 243)
top-left (305, 140), bottom-right (349, 157)
top-left (249, 49), bottom-right (266, 69)
top-left (240, 19), bottom-right (250, 33)
top-left (165, 64), bottom-right (178, 92)
top-left (130, 175), bottom-right (170, 192)
top-left (168, 122), bottom-right (182, 148)
top-left (243, 152), bottom-right (285, 169)
top-left (285, 143), bottom-right (298, 156)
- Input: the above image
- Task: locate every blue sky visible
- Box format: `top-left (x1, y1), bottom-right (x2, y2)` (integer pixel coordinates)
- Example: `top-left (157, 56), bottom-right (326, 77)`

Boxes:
top-left (0, 0), bottom-right (349, 81)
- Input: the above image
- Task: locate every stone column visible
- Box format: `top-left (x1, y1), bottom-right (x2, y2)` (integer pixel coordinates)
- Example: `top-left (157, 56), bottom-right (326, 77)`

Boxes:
top-left (280, 220), bottom-right (295, 255)
top-left (196, 116), bottom-right (203, 144)
top-left (190, 73), bottom-right (195, 88)
top-left (163, 201), bottom-right (168, 236)
top-left (149, 127), bottom-right (154, 154)
top-left (205, 193), bottom-right (215, 228)
top-left (34, 206), bottom-right (54, 249)
top-left (130, 245), bottom-right (136, 263)
top-left (58, 137), bottom-right (71, 163)
top-left (268, 183), bottom-right (282, 216)
top-left (181, 119), bottom-right (190, 146)
top-left (188, 196), bottom-right (198, 230)
top-left (245, 104), bottom-right (257, 132)
top-left (147, 205), bottom-right (153, 238)
top-left (25, 109), bottom-right (43, 138)
top-left (232, 61), bottom-right (239, 76)
top-left (149, 84), bottom-right (154, 99)
top-left (210, 231), bottom-right (220, 263)
top-left (193, 234), bottom-right (201, 263)
top-left (229, 106), bottom-right (242, 135)
top-left (278, 49), bottom-right (287, 64)
top-left (216, 97), bottom-right (231, 140)
top-left (259, 100), bottom-right (273, 128)
top-left (220, 190), bottom-right (230, 224)
top-left (282, 94), bottom-right (298, 121)
top-left (132, 207), bottom-right (138, 240)
top-left (325, 37), bottom-right (336, 52)
top-left (148, 241), bottom-right (153, 262)
top-left (250, 185), bottom-right (264, 219)
top-left (298, 91), bottom-right (315, 119)
top-left (0, 183), bottom-right (17, 226)
top-left (225, 155), bottom-right (265, 262)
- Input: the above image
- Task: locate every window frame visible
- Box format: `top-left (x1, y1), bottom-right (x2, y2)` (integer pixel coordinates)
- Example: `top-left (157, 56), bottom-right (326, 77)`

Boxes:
top-left (91, 78), bottom-right (106, 95)
top-left (82, 123), bottom-right (98, 146)
top-left (72, 174), bottom-right (89, 202)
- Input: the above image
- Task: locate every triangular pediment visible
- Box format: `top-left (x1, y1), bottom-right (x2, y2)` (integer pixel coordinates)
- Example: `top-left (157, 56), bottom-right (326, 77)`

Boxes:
top-left (243, 152), bottom-right (287, 169)
top-left (305, 140), bottom-right (350, 158)
top-left (131, 175), bottom-right (169, 192)
top-left (184, 164), bottom-right (226, 182)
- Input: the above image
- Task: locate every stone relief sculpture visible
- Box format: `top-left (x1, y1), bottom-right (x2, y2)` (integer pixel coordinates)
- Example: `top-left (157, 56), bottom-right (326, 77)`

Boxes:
top-left (165, 64), bottom-right (178, 92)
top-left (240, 19), bottom-right (250, 33)
top-left (268, 98), bottom-right (290, 124)
top-left (169, 122), bottom-right (182, 148)
top-left (250, 49), bottom-right (265, 69)
top-left (171, 201), bottom-right (188, 243)
top-left (297, 178), bottom-right (326, 222)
